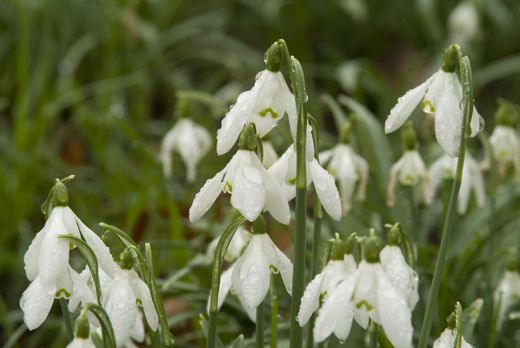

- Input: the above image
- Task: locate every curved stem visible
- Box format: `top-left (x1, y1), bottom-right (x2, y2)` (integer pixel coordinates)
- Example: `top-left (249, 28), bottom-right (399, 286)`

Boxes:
top-left (417, 54), bottom-right (474, 348)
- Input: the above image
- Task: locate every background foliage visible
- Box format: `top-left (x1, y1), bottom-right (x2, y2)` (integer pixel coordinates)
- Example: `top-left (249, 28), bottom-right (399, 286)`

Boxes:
top-left (1, 0), bottom-right (520, 346)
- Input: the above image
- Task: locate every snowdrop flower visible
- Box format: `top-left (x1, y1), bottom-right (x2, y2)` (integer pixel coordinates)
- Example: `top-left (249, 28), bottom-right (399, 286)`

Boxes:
top-left (297, 235), bottom-right (357, 327)
top-left (448, 1), bottom-right (479, 43)
top-left (387, 150), bottom-right (431, 207)
top-left (379, 224), bottom-right (419, 310)
top-left (261, 140), bottom-right (279, 168)
top-left (20, 182), bottom-right (115, 330)
top-left (268, 145), bottom-right (342, 220)
top-left (493, 262), bottom-right (520, 328)
top-left (490, 125), bottom-right (520, 178)
top-left (216, 66), bottom-right (296, 155)
top-left (433, 328), bottom-right (473, 348)
top-left (206, 226), bottom-right (251, 264)
top-left (230, 231), bottom-right (293, 318)
top-left (429, 152), bottom-right (485, 214)
top-left (190, 124), bottom-right (290, 224)
top-left (159, 118), bottom-right (211, 182)
top-left (66, 315), bottom-right (95, 348)
top-left (314, 233), bottom-right (413, 348)
top-left (384, 46), bottom-right (484, 157)
top-left (102, 251), bottom-right (158, 346)
top-left (320, 123), bottom-right (368, 214)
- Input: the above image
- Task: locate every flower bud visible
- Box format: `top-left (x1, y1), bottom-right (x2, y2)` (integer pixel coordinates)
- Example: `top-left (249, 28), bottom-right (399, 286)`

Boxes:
top-left (238, 123), bottom-right (258, 151)
top-left (264, 41), bottom-right (283, 72)
top-left (364, 229), bottom-right (382, 263)
top-left (75, 314), bottom-right (90, 339)
top-left (328, 233), bottom-right (346, 261)
top-left (339, 121), bottom-right (352, 144)
top-left (387, 223), bottom-right (402, 246)
top-left (53, 181), bottom-right (69, 206)
top-left (441, 44), bottom-right (461, 73)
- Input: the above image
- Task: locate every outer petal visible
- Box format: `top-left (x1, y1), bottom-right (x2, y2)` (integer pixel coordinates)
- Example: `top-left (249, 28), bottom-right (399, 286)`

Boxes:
top-left (314, 275), bottom-right (356, 343)
top-left (231, 236), bottom-right (270, 311)
top-left (385, 76), bottom-right (433, 133)
top-left (216, 90), bottom-right (254, 155)
top-left (230, 162), bottom-right (266, 222)
top-left (209, 263), bottom-right (235, 312)
top-left (435, 75), bottom-right (463, 157)
top-left (133, 277), bottom-right (159, 331)
top-left (310, 160), bottom-right (342, 220)
top-left (261, 234), bottom-right (293, 294)
top-left (353, 262), bottom-right (378, 328)
top-left (255, 156), bottom-right (291, 224)
top-left (267, 146), bottom-right (296, 201)
top-left (66, 337), bottom-right (96, 348)
top-left (39, 230), bottom-right (70, 295)
top-left (24, 225), bottom-right (47, 281)
top-left (189, 168), bottom-right (226, 222)
top-left (104, 279), bottom-right (138, 345)
top-left (376, 270), bottom-right (413, 348)
top-left (69, 267), bottom-right (96, 312)
top-left (131, 312), bottom-right (145, 343)
top-left (421, 71), bottom-right (444, 114)
top-left (297, 272), bottom-right (325, 326)
top-left (469, 106), bottom-right (484, 137)
top-left (20, 277), bottom-right (54, 330)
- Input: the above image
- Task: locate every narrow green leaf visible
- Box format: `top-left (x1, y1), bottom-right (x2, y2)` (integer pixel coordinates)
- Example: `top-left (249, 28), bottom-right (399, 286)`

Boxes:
top-left (455, 302), bottom-right (463, 348)
top-left (99, 222), bottom-right (138, 248)
top-left (83, 304), bottom-right (116, 348)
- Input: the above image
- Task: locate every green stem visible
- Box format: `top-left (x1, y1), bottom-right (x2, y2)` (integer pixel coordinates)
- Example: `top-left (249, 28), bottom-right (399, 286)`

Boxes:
top-left (256, 300), bottom-right (265, 348)
top-left (417, 53), bottom-right (474, 348)
top-left (59, 298), bottom-right (74, 342)
top-left (270, 284), bottom-right (278, 348)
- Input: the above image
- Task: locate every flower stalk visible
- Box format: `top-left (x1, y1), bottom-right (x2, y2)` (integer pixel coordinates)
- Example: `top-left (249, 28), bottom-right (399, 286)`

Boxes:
top-left (256, 300), bottom-right (265, 348)
top-left (417, 45), bottom-right (475, 348)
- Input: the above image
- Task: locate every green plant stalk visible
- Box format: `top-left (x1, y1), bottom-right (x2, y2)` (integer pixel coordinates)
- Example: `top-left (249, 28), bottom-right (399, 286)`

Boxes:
top-left (256, 300), bottom-right (265, 348)
top-left (59, 298), bottom-right (74, 341)
top-left (286, 52), bottom-right (309, 348)
top-left (270, 286), bottom-right (278, 348)
top-left (207, 215), bottom-right (247, 348)
top-left (417, 54), bottom-right (474, 348)
top-left (306, 191), bottom-right (323, 348)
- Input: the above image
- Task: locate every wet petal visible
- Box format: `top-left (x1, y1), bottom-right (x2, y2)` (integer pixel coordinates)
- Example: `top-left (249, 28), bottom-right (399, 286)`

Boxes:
top-left (421, 71), bottom-right (444, 114)
top-left (469, 106), bottom-right (484, 137)
top-left (134, 277), bottom-right (158, 331)
top-left (189, 168), bottom-right (226, 222)
top-left (103, 279), bottom-right (138, 345)
top-left (310, 160), bottom-right (342, 221)
top-left (258, 160), bottom-right (291, 224)
top-left (297, 272), bottom-right (324, 326)
top-left (261, 234), bottom-right (293, 294)
top-left (385, 76), bottom-right (433, 133)
top-left (20, 277), bottom-right (54, 330)
top-left (217, 90), bottom-right (254, 155)
top-left (24, 225), bottom-right (47, 281)
top-left (230, 163), bottom-right (265, 222)
top-left (435, 75), bottom-right (463, 157)
top-left (39, 231), bottom-right (70, 295)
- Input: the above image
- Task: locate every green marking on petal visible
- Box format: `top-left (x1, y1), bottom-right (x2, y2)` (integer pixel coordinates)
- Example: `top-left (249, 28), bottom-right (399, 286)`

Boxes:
top-left (355, 300), bottom-right (373, 311)
top-left (288, 177), bottom-right (296, 185)
top-left (319, 291), bottom-right (328, 303)
top-left (258, 107), bottom-right (279, 119)
top-left (136, 298), bottom-right (142, 306)
top-left (421, 100), bottom-right (435, 113)
top-left (269, 264), bottom-right (279, 274)
top-left (55, 288), bottom-right (71, 298)
top-left (223, 181), bottom-right (233, 193)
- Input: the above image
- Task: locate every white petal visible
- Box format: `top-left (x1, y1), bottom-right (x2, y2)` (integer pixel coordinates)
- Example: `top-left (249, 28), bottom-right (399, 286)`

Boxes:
top-left (189, 168), bottom-right (225, 222)
top-left (66, 337), bottom-right (96, 348)
top-left (230, 162), bottom-right (266, 222)
top-left (421, 71), bottom-right (445, 114)
top-left (385, 76), bottom-right (433, 133)
top-left (433, 328), bottom-right (473, 348)
top-left (215, 263), bottom-right (235, 311)
top-left (261, 140), bottom-right (279, 168)
top-left (69, 267), bottom-right (96, 310)
top-left (377, 269), bottom-right (413, 348)
top-left (231, 236), bottom-right (270, 311)
top-left (314, 276), bottom-right (356, 343)
top-left (103, 279), bottom-right (138, 346)
top-left (39, 230), bottom-right (70, 296)
top-left (20, 277), bottom-right (54, 330)
top-left (133, 277), bottom-right (158, 331)
top-left (353, 262), bottom-right (378, 328)
top-left (216, 90), bottom-right (254, 155)
top-left (469, 106), bottom-right (484, 137)
top-left (310, 160), bottom-right (342, 220)
top-left (257, 157), bottom-right (291, 224)
top-left (131, 312), bottom-right (145, 343)
top-left (297, 272), bottom-right (324, 326)
top-left (24, 225), bottom-right (47, 281)
top-left (435, 74), bottom-right (463, 157)
top-left (267, 146), bottom-right (296, 201)
top-left (261, 234), bottom-right (293, 294)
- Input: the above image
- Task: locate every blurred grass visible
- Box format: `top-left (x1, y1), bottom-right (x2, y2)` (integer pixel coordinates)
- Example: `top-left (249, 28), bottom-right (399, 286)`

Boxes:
top-left (1, 0), bottom-right (520, 346)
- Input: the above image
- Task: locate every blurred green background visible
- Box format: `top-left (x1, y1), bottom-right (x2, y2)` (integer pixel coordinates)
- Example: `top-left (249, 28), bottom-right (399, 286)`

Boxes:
top-left (1, 0), bottom-right (520, 346)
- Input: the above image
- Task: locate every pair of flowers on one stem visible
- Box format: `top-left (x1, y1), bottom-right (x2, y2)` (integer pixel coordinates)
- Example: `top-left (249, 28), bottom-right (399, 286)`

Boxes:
top-left (20, 179), bottom-right (158, 347)
top-left (297, 227), bottom-right (418, 348)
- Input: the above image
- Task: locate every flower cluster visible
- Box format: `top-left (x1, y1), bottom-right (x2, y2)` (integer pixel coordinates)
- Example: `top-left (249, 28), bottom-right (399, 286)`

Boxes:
top-left (302, 227), bottom-right (418, 348)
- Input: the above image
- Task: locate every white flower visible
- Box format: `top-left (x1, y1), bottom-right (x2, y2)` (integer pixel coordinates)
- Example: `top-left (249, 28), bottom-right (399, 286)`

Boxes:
top-left (216, 70), bottom-right (296, 155)
top-left (261, 140), bottom-right (279, 168)
top-left (448, 1), bottom-right (479, 43)
top-left (320, 144), bottom-right (368, 214)
top-left (314, 260), bottom-right (413, 348)
top-left (433, 328), bottom-right (473, 348)
top-left (159, 118), bottom-right (212, 182)
top-left (297, 254), bottom-right (357, 327)
top-left (493, 270), bottom-right (520, 328)
top-left (268, 145), bottom-right (342, 220)
top-left (206, 226), bottom-right (251, 264)
top-left (66, 337), bottom-right (96, 348)
top-left (20, 206), bottom-right (115, 330)
top-left (102, 266), bottom-right (158, 346)
top-left (384, 69), bottom-right (483, 157)
top-left (429, 153), bottom-right (485, 214)
top-left (387, 150), bottom-right (431, 206)
top-left (379, 245), bottom-right (419, 310)
top-left (489, 125), bottom-right (520, 178)
top-left (230, 233), bottom-right (293, 316)
top-left (189, 150), bottom-right (291, 224)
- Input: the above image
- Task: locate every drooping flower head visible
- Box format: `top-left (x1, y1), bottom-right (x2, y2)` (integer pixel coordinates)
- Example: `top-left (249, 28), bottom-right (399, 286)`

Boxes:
top-left (489, 100), bottom-right (520, 179)
top-left (493, 255), bottom-right (520, 328)
top-left (159, 118), bottom-right (212, 182)
top-left (216, 43), bottom-right (296, 155)
top-left (384, 45), bottom-right (484, 157)
top-left (448, 1), bottom-right (480, 44)
top-left (190, 124), bottom-right (291, 224)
